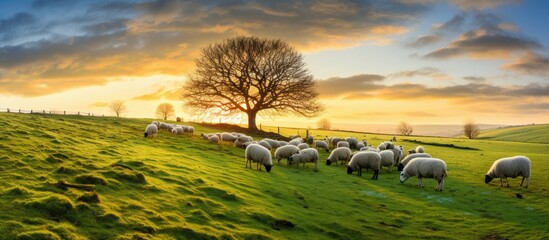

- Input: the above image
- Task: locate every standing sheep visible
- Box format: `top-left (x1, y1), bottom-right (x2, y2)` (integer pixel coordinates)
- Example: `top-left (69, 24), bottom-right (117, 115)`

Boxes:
top-left (258, 140), bottom-right (273, 151)
top-left (378, 141), bottom-right (394, 150)
top-left (274, 145), bottom-right (300, 165)
top-left (346, 152), bottom-right (381, 179)
top-left (416, 146), bottom-right (425, 153)
top-left (326, 147), bottom-right (352, 166)
top-left (208, 135), bottom-right (220, 144)
top-left (289, 148), bottom-right (319, 172)
top-left (485, 156), bottom-right (530, 188)
top-left (346, 137), bottom-right (359, 149)
top-left (337, 141), bottom-right (350, 149)
top-left (307, 135), bottom-right (314, 144)
top-left (391, 147), bottom-right (403, 166)
top-left (144, 124), bottom-right (158, 139)
top-left (314, 140), bottom-right (330, 152)
top-left (262, 139), bottom-right (281, 149)
top-left (379, 150), bottom-right (395, 173)
top-left (297, 143), bottom-right (309, 150)
top-left (330, 137), bottom-right (343, 148)
top-left (400, 158), bottom-right (447, 191)
top-left (397, 153), bottom-right (432, 171)
top-left (245, 144), bottom-right (273, 172)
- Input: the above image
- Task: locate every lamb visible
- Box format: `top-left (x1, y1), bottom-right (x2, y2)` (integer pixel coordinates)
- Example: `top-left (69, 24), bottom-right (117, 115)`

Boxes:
top-left (326, 147), bottom-right (352, 166)
top-left (289, 148), bottom-right (319, 172)
top-left (306, 135), bottom-right (314, 144)
top-left (337, 141), bottom-right (350, 148)
top-left (379, 150), bottom-right (395, 173)
top-left (245, 144), bottom-right (273, 172)
top-left (345, 137), bottom-right (359, 149)
top-left (346, 151), bottom-right (381, 179)
top-left (258, 140), bottom-right (272, 151)
top-left (314, 140), bottom-right (330, 152)
top-left (144, 124), bottom-right (158, 139)
top-left (400, 158), bottom-right (447, 191)
top-left (397, 153), bottom-right (432, 171)
top-left (297, 143), bottom-right (309, 150)
top-left (274, 145), bottom-right (300, 165)
top-left (485, 156), bottom-right (530, 188)
top-left (416, 146), bottom-right (425, 153)
top-left (208, 135), bottom-right (220, 144)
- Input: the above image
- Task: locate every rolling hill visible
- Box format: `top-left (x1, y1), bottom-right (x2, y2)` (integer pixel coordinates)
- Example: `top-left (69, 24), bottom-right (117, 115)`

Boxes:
top-left (478, 124), bottom-right (549, 144)
top-left (0, 113), bottom-right (548, 239)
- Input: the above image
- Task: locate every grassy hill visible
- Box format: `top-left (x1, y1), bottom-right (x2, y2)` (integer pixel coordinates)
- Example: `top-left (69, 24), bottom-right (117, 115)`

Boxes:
top-left (478, 124), bottom-right (549, 144)
top-left (1, 113), bottom-right (548, 239)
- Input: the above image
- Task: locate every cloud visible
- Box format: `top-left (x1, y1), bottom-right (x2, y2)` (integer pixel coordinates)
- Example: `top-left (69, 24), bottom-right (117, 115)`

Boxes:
top-left (131, 88), bottom-right (182, 101)
top-left (503, 52), bottom-right (549, 76)
top-left (390, 67), bottom-right (451, 81)
top-left (89, 101), bottom-right (108, 108)
top-left (406, 35), bottom-right (441, 48)
top-left (463, 76), bottom-right (486, 82)
top-left (317, 74), bottom-right (385, 98)
top-left (406, 14), bottom-right (465, 48)
top-left (449, 0), bottom-right (519, 10)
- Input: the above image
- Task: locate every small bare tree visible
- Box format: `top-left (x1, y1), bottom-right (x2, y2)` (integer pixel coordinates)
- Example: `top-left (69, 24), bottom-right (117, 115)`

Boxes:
top-left (463, 120), bottom-right (480, 139)
top-left (317, 118), bottom-right (332, 130)
top-left (397, 121), bottom-right (413, 136)
top-left (182, 36), bottom-right (324, 131)
top-left (156, 103), bottom-right (175, 121)
top-left (109, 100), bottom-right (127, 117)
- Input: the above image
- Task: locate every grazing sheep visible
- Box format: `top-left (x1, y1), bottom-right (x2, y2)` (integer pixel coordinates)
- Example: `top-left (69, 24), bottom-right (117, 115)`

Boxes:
top-left (245, 144), bottom-right (273, 172)
top-left (346, 137), bottom-right (359, 149)
top-left (391, 147), bottom-right (404, 166)
top-left (397, 153), bottom-right (432, 171)
top-left (356, 142), bottom-right (366, 150)
top-left (262, 139), bottom-right (281, 149)
top-left (208, 135), bottom-right (220, 144)
top-left (234, 139), bottom-right (244, 148)
top-left (326, 147), bottom-right (352, 166)
top-left (346, 152), bottom-right (381, 179)
top-left (201, 133), bottom-right (212, 140)
top-left (159, 122), bottom-right (173, 131)
top-left (172, 126), bottom-right (185, 135)
top-left (337, 141), bottom-right (350, 149)
top-left (297, 143), bottom-right (309, 150)
top-left (289, 148), bottom-right (319, 172)
top-left (288, 139), bottom-right (302, 146)
top-left (416, 146), bottom-right (425, 153)
top-left (307, 135), bottom-right (314, 144)
top-left (221, 132), bottom-right (238, 142)
top-left (379, 150), bottom-right (395, 173)
top-left (278, 141), bottom-right (288, 146)
top-left (274, 145), bottom-right (300, 165)
top-left (258, 140), bottom-right (272, 151)
top-left (378, 141), bottom-right (394, 150)
top-left (485, 156), bottom-right (531, 188)
top-left (144, 124), bottom-right (158, 139)
top-left (184, 126), bottom-right (194, 134)
top-left (152, 121), bottom-right (160, 128)
top-left (330, 137), bottom-right (343, 148)
top-left (408, 149), bottom-right (416, 154)
top-left (314, 140), bottom-right (330, 152)
top-left (238, 135), bottom-right (253, 143)
top-left (400, 158), bottom-right (447, 191)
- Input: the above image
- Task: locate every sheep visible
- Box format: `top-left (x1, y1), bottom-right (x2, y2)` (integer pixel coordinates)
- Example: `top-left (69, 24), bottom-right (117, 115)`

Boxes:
top-left (234, 139), bottom-right (244, 148)
top-left (485, 156), bottom-right (530, 188)
top-left (330, 137), bottom-right (343, 148)
top-left (289, 148), bottom-right (319, 172)
top-left (314, 140), bottom-right (329, 153)
top-left (159, 122), bottom-right (173, 131)
top-left (245, 144), bottom-right (273, 172)
top-left (356, 142), bottom-right (366, 150)
top-left (408, 149), bottom-right (416, 154)
top-left (262, 139), bottom-right (281, 149)
top-left (326, 147), bottom-right (352, 166)
top-left (346, 152), bottom-right (381, 179)
top-left (278, 141), bottom-right (288, 146)
top-left (360, 146), bottom-right (379, 152)
top-left (378, 141), bottom-right (394, 150)
top-left (288, 139), bottom-right (302, 146)
top-left (182, 126), bottom-right (194, 134)
top-left (397, 153), bottom-right (432, 171)
top-left (345, 137), bottom-right (359, 149)
top-left (379, 150), bottom-right (395, 173)
top-left (221, 132), bottom-right (238, 142)
top-left (390, 147), bottom-right (403, 166)
top-left (152, 121), bottom-right (160, 128)
top-left (400, 158), bottom-right (447, 191)
top-left (297, 143), bottom-right (309, 150)
top-left (144, 124), bottom-right (158, 139)
top-left (274, 145), bottom-right (300, 165)
top-left (258, 140), bottom-right (272, 151)
top-left (172, 126), bottom-right (185, 135)
top-left (208, 135), bottom-right (220, 144)
top-left (416, 146), bottom-right (425, 153)
top-left (337, 141), bottom-right (350, 149)
top-left (306, 135), bottom-right (314, 144)
top-left (238, 135), bottom-right (253, 143)
top-left (201, 133), bottom-right (212, 140)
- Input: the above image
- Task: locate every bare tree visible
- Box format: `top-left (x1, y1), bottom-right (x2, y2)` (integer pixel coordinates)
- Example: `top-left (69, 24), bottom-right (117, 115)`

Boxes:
top-left (109, 100), bottom-right (127, 117)
top-left (463, 120), bottom-right (480, 139)
top-left (397, 121), bottom-right (413, 136)
top-left (182, 36), bottom-right (324, 131)
top-left (156, 103), bottom-right (175, 121)
top-left (317, 118), bottom-right (332, 130)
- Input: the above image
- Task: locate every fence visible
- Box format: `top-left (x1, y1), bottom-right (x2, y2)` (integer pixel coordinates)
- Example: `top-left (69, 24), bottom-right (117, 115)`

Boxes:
top-left (0, 108), bottom-right (109, 117)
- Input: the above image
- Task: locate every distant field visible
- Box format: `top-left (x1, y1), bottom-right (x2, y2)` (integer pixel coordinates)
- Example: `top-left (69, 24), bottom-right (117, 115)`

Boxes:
top-left (478, 124), bottom-right (549, 144)
top-left (0, 113), bottom-right (548, 239)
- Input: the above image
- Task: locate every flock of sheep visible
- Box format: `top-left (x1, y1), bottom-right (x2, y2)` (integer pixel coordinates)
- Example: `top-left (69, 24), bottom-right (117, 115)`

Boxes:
top-left (143, 123), bottom-right (531, 191)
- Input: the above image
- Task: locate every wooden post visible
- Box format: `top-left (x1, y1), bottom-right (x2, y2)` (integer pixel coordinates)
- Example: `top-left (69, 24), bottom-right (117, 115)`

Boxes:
top-left (19, 109), bottom-right (21, 113)
top-left (78, 112), bottom-right (80, 115)
top-left (43, 110), bottom-right (46, 114)
top-left (31, 110), bottom-right (33, 114)
top-left (277, 127), bottom-right (280, 134)
top-left (64, 111), bottom-right (66, 115)
top-left (7, 108), bottom-right (9, 113)
top-left (306, 129), bottom-right (309, 139)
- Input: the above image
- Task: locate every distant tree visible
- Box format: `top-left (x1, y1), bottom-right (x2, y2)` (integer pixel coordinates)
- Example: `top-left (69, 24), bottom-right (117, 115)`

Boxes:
top-left (317, 118), bottom-right (332, 130)
top-left (182, 36), bottom-right (324, 131)
top-left (156, 103), bottom-right (175, 121)
top-left (463, 120), bottom-right (480, 139)
top-left (397, 121), bottom-right (413, 136)
top-left (109, 100), bottom-right (127, 117)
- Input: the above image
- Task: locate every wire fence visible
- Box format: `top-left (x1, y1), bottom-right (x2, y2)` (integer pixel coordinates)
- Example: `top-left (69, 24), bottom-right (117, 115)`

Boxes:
top-left (0, 107), bottom-right (109, 117)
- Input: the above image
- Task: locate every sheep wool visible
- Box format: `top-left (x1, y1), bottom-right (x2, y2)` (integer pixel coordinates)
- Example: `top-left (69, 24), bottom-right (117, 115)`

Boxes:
top-left (258, 140), bottom-right (272, 150)
top-left (314, 140), bottom-right (330, 153)
top-left (379, 150), bottom-right (395, 173)
top-left (397, 153), bottom-right (432, 171)
top-left (346, 151), bottom-right (381, 179)
top-left (274, 145), bottom-right (300, 165)
top-left (345, 137), bottom-right (359, 149)
top-left (263, 139), bottom-right (281, 149)
top-left (485, 156), bottom-right (530, 188)
top-left (288, 139), bottom-right (302, 146)
top-left (400, 158), bottom-right (447, 191)
top-left (144, 124), bottom-right (158, 139)
top-left (416, 146), bottom-right (425, 153)
top-left (245, 144), bottom-right (273, 172)
top-left (326, 147), bottom-right (352, 166)
top-left (208, 135), bottom-right (220, 144)
top-left (297, 143), bottom-right (309, 150)
top-left (337, 141), bottom-right (350, 149)
top-left (289, 148), bottom-right (319, 172)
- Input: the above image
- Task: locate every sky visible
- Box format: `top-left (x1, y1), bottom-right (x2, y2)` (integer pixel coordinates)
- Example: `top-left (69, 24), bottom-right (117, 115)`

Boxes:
top-left (1, 0), bottom-right (548, 131)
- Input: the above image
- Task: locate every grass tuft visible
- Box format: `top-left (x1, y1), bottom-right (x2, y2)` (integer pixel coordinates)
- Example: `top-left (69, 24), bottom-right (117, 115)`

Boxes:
top-left (74, 174), bottom-right (107, 185)
top-left (16, 230), bottom-right (61, 240)
top-left (22, 195), bottom-right (74, 219)
top-left (77, 192), bottom-right (100, 203)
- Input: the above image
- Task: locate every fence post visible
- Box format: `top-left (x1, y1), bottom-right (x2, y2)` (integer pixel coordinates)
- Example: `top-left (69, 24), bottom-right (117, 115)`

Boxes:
top-left (7, 108), bottom-right (9, 113)
top-left (277, 127), bottom-right (280, 134)
top-left (306, 129), bottom-right (309, 138)
top-left (78, 112), bottom-right (80, 115)
top-left (19, 109), bottom-right (21, 113)
top-left (64, 111), bottom-right (66, 115)
top-left (31, 110), bottom-right (33, 114)
top-left (49, 111), bottom-right (52, 114)
top-left (43, 110), bottom-right (45, 114)
top-left (88, 113), bottom-right (90, 116)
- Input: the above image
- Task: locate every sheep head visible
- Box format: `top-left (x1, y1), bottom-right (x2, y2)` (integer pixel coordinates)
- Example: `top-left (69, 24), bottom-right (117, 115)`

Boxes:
top-left (484, 175), bottom-right (493, 184)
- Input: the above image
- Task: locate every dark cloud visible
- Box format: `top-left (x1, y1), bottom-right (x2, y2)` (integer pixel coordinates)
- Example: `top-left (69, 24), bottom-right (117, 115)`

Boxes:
top-left (406, 14), bottom-right (464, 48)
top-left (32, 0), bottom-right (76, 8)
top-left (406, 35), bottom-right (440, 48)
top-left (503, 52), bottom-right (549, 76)
top-left (81, 19), bottom-right (129, 35)
top-left (513, 102), bottom-right (549, 111)
top-left (449, 0), bottom-right (519, 10)
top-left (463, 76), bottom-right (486, 82)
top-left (0, 12), bottom-right (37, 42)
top-left (317, 74), bottom-right (385, 98)
top-left (437, 14), bottom-right (465, 33)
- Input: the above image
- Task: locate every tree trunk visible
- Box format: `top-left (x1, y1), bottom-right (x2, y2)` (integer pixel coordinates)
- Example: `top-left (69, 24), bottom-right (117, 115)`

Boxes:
top-left (247, 111), bottom-right (258, 131)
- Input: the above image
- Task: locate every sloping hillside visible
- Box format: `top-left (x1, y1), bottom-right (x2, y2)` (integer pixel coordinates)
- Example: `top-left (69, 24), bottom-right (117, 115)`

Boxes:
top-left (478, 124), bottom-right (549, 144)
top-left (0, 113), bottom-right (548, 239)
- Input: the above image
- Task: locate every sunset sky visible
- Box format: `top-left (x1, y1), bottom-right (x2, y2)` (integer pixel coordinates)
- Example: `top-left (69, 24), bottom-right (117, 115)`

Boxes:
top-left (1, 0), bottom-right (548, 130)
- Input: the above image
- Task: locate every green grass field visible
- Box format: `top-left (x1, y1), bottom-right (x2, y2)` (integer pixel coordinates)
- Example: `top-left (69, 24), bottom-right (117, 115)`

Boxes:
top-left (1, 113), bottom-right (548, 239)
top-left (478, 124), bottom-right (549, 144)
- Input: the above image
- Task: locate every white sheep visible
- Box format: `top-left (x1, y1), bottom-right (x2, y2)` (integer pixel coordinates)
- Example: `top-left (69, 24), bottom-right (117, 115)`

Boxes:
top-left (330, 137), bottom-right (343, 148)
top-left (238, 135), bottom-right (253, 143)
top-left (159, 122), bottom-right (173, 131)
top-left (397, 153), bottom-right (432, 171)
top-left (184, 126), bottom-right (194, 134)
top-left (258, 140), bottom-right (272, 151)
top-left (360, 146), bottom-right (379, 152)
top-left (345, 137), bottom-right (359, 149)
top-left (144, 124), bottom-right (158, 139)
top-left (314, 140), bottom-right (329, 153)
top-left (400, 158), bottom-right (447, 191)
top-left (378, 141), bottom-right (394, 150)
top-left (390, 147), bottom-right (403, 166)
top-left (356, 142), bottom-right (366, 150)
top-left (200, 133), bottom-right (212, 140)
top-left (278, 141), bottom-right (288, 146)
top-left (326, 147), bottom-right (352, 166)
top-left (297, 143), bottom-right (309, 150)
top-left (346, 151), bottom-right (381, 179)
top-left (172, 126), bottom-right (185, 135)
top-left (208, 135), bottom-right (220, 144)
top-left (245, 144), bottom-right (273, 172)
top-left (288, 139), bottom-right (302, 146)
top-left (289, 148), bottom-right (319, 172)
top-left (379, 150), bottom-right (395, 173)
top-left (221, 132), bottom-right (238, 142)
top-left (152, 121), bottom-right (160, 128)
top-left (485, 156), bottom-right (531, 188)
top-left (262, 139), bottom-right (281, 149)
top-left (306, 135), bottom-right (314, 144)
top-left (416, 146), bottom-right (425, 153)
top-left (337, 141), bottom-right (350, 149)
top-left (274, 145), bottom-right (300, 165)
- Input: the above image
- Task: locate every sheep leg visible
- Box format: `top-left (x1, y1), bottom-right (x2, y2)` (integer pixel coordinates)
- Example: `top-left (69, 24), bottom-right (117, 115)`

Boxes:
top-left (499, 178), bottom-right (503, 187)
top-left (505, 177), bottom-right (509, 187)
top-left (524, 177), bottom-right (529, 188)
top-left (357, 168), bottom-right (362, 176)
top-left (371, 170), bottom-right (378, 180)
